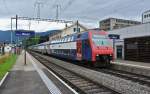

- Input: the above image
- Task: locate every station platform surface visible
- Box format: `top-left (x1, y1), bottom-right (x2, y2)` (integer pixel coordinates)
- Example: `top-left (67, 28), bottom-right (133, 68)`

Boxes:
top-left (113, 59), bottom-right (150, 68)
top-left (0, 51), bottom-right (72, 94)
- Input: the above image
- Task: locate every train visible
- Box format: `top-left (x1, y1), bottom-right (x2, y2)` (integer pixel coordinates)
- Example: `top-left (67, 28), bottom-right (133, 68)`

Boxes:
top-left (29, 30), bottom-right (114, 67)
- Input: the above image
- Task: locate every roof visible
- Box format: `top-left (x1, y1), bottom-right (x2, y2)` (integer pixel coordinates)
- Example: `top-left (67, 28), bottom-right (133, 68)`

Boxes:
top-left (143, 10), bottom-right (150, 13)
top-left (48, 30), bottom-right (62, 37)
top-left (100, 17), bottom-right (141, 23)
top-left (62, 21), bottom-right (88, 31)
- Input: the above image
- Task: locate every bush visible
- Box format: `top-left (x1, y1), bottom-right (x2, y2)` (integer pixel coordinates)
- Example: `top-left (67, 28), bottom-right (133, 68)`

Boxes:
top-left (0, 54), bottom-right (10, 64)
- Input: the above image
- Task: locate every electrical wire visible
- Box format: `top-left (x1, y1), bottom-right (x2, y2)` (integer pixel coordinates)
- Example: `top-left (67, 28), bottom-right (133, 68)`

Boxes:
top-left (2, 0), bottom-right (11, 14)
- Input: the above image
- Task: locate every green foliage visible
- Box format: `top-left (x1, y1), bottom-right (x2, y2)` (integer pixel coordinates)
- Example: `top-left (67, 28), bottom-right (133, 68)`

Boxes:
top-left (0, 54), bottom-right (17, 80)
top-left (23, 35), bottom-right (40, 47)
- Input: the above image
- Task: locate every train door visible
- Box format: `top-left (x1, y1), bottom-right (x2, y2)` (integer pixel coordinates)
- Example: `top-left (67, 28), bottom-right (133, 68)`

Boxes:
top-left (82, 39), bottom-right (91, 60)
top-left (77, 40), bottom-right (82, 60)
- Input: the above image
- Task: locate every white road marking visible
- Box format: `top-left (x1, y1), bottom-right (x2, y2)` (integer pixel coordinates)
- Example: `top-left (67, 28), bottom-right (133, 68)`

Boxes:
top-left (0, 72), bottom-right (9, 87)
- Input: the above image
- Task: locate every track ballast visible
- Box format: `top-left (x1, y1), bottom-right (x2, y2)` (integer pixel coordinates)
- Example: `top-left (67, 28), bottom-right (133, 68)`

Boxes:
top-left (30, 51), bottom-right (120, 94)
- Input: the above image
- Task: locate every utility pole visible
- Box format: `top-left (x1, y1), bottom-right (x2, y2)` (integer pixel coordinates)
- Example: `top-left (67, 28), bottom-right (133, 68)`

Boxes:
top-left (28, 20), bottom-right (31, 30)
top-left (34, 1), bottom-right (43, 23)
top-left (77, 20), bottom-right (79, 33)
top-left (56, 4), bottom-right (61, 20)
top-left (11, 18), bottom-right (13, 44)
top-left (16, 15), bottom-right (18, 30)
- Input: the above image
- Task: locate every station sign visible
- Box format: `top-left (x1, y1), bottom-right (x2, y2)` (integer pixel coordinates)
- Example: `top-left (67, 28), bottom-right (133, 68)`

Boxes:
top-left (15, 30), bottom-right (35, 36)
top-left (108, 34), bottom-right (120, 39)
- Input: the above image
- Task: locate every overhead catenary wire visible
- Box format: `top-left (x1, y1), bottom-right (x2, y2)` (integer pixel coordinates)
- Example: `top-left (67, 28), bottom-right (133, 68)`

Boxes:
top-left (2, 0), bottom-right (11, 14)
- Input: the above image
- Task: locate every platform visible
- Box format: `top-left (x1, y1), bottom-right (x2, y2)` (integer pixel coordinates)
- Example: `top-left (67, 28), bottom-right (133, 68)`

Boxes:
top-left (0, 51), bottom-right (72, 94)
top-left (111, 59), bottom-right (150, 77)
top-left (113, 59), bottom-right (150, 68)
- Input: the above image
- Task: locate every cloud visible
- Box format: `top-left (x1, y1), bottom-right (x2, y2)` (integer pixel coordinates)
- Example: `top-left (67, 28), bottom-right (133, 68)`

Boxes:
top-left (0, 18), bottom-right (69, 32)
top-left (0, 0), bottom-right (150, 30)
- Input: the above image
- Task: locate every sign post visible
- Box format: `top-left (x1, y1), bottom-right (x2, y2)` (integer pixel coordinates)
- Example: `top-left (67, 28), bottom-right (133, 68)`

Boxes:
top-left (24, 48), bottom-right (26, 65)
top-left (108, 34), bottom-right (120, 56)
top-left (15, 30), bottom-right (35, 65)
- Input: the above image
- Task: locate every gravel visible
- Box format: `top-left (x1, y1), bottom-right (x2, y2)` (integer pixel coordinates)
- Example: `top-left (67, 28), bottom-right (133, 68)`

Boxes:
top-left (37, 53), bottom-right (150, 94)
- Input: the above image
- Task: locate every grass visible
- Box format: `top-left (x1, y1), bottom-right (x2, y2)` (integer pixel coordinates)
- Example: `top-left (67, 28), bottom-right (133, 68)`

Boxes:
top-left (0, 54), bottom-right (17, 80)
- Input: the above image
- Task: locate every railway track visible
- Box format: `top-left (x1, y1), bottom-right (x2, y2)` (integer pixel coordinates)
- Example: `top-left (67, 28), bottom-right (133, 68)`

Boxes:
top-left (96, 68), bottom-right (150, 87)
top-left (65, 58), bottom-right (150, 87)
top-left (30, 52), bottom-right (120, 94)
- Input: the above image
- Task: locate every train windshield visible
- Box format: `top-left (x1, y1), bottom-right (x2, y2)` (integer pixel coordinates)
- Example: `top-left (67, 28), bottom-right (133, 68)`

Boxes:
top-left (92, 34), bottom-right (112, 46)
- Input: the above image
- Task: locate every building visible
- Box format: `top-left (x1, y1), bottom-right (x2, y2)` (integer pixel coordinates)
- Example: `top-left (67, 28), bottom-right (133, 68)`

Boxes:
top-left (100, 18), bottom-right (141, 31)
top-left (49, 21), bottom-right (88, 41)
top-left (0, 43), bottom-right (12, 55)
top-left (49, 30), bottom-right (62, 41)
top-left (4, 45), bottom-right (12, 53)
top-left (108, 23), bottom-right (150, 62)
top-left (142, 10), bottom-right (150, 23)
top-left (61, 21), bottom-right (88, 37)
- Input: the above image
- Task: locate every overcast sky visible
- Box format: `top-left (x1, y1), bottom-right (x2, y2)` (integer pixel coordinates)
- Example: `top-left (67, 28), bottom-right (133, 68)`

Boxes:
top-left (0, 0), bottom-right (150, 31)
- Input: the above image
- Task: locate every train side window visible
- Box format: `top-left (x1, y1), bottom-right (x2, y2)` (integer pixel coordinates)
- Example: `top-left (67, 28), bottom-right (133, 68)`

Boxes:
top-left (68, 37), bottom-right (71, 41)
top-left (64, 38), bottom-right (67, 42)
top-left (66, 38), bottom-right (69, 42)
top-left (71, 36), bottom-right (74, 41)
top-left (77, 34), bottom-right (81, 38)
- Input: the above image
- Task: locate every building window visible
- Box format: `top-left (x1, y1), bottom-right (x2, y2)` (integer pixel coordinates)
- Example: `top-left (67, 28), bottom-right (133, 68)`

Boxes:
top-left (78, 28), bottom-right (80, 32)
top-left (73, 28), bottom-right (80, 33)
top-left (73, 28), bottom-right (76, 32)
